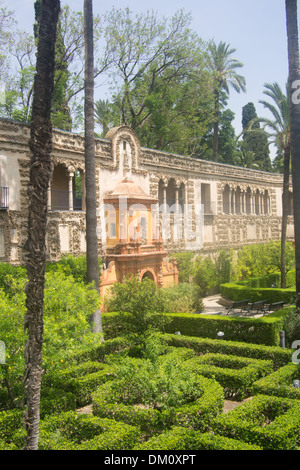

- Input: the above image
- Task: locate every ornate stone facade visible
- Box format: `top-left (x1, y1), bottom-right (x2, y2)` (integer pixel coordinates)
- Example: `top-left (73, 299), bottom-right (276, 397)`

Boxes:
top-left (0, 118), bottom-right (294, 267)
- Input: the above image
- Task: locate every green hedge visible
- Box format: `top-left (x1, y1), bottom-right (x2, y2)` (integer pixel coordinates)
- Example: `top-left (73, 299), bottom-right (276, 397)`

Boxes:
top-left (212, 394), bottom-right (300, 450)
top-left (41, 361), bottom-right (116, 416)
top-left (164, 310), bottom-right (287, 346)
top-left (162, 333), bottom-right (292, 370)
top-left (38, 411), bottom-right (140, 450)
top-left (186, 353), bottom-right (273, 400)
top-left (220, 272), bottom-right (296, 304)
top-left (103, 305), bottom-right (290, 346)
top-left (252, 363), bottom-right (300, 399)
top-left (92, 374), bottom-right (224, 435)
top-left (134, 426), bottom-right (261, 450)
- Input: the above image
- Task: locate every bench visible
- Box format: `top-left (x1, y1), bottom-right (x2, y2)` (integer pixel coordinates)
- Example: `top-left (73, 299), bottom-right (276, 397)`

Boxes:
top-left (261, 301), bottom-right (285, 315)
top-left (242, 300), bottom-right (268, 316)
top-left (225, 299), bottom-right (250, 315)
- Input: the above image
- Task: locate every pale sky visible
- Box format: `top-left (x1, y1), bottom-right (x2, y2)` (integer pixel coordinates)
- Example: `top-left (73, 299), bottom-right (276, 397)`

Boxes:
top-left (2, 0), bottom-right (297, 149)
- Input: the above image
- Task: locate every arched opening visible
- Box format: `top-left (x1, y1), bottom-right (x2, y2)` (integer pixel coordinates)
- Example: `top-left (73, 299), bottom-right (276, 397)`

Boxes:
top-left (141, 270), bottom-right (155, 282)
top-left (50, 164), bottom-right (69, 210)
top-left (166, 178), bottom-right (176, 209)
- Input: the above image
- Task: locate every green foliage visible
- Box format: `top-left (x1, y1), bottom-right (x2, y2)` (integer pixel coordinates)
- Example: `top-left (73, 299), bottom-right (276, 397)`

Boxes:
top-left (0, 269), bottom-right (101, 410)
top-left (46, 254), bottom-right (102, 285)
top-left (38, 411), bottom-right (140, 450)
top-left (220, 274), bottom-right (296, 305)
top-left (135, 427), bottom-right (262, 450)
top-left (92, 352), bottom-right (224, 434)
top-left (186, 353), bottom-right (273, 400)
top-left (252, 363), bottom-right (300, 399)
top-left (235, 241), bottom-right (295, 280)
top-left (160, 283), bottom-right (204, 313)
top-left (163, 333), bottom-right (292, 370)
top-left (172, 252), bottom-right (194, 283)
top-left (212, 394), bottom-right (300, 450)
top-left (281, 306), bottom-right (300, 347)
top-left (105, 276), bottom-right (169, 346)
top-left (193, 250), bottom-right (234, 296)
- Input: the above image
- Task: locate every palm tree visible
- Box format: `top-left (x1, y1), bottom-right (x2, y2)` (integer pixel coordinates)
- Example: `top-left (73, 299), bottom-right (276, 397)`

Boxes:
top-left (286, 0), bottom-right (300, 307)
top-left (84, 0), bottom-right (103, 335)
top-left (94, 99), bottom-right (113, 137)
top-left (258, 82), bottom-right (290, 288)
top-left (23, 0), bottom-right (60, 450)
top-left (206, 40), bottom-right (246, 162)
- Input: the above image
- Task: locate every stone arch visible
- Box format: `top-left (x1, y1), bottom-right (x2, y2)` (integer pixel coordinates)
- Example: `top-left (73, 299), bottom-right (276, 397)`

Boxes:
top-left (105, 125), bottom-right (141, 172)
top-left (141, 268), bottom-right (156, 283)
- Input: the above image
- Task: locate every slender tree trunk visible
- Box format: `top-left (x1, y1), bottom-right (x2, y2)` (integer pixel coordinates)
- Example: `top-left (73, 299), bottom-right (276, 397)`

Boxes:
top-left (84, 0), bottom-right (103, 335)
top-left (23, 0), bottom-right (60, 450)
top-left (281, 147), bottom-right (291, 288)
top-left (286, 0), bottom-right (300, 308)
top-left (212, 88), bottom-right (220, 162)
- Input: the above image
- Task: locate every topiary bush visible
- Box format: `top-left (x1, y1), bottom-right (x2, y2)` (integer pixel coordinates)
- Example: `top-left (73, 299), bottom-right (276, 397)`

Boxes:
top-left (134, 426), bottom-right (262, 450)
top-left (212, 394), bottom-right (300, 450)
top-left (186, 353), bottom-right (273, 400)
top-left (37, 411), bottom-right (140, 450)
top-left (162, 333), bottom-right (292, 370)
top-left (92, 354), bottom-right (224, 435)
top-left (252, 363), bottom-right (300, 399)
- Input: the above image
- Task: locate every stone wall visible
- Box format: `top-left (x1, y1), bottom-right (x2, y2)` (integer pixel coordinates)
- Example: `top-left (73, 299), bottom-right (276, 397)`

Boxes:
top-left (0, 118), bottom-right (292, 265)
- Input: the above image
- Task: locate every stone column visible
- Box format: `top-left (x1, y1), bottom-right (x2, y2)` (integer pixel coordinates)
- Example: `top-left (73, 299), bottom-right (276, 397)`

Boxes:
top-left (68, 172), bottom-right (74, 211)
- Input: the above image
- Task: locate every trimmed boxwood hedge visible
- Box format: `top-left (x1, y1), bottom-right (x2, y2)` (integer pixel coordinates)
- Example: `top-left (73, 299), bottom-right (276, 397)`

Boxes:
top-left (161, 333), bottom-right (293, 370)
top-left (134, 426), bottom-right (262, 450)
top-left (186, 353), bottom-right (273, 400)
top-left (37, 411), bottom-right (140, 450)
top-left (220, 276), bottom-right (296, 305)
top-left (92, 374), bottom-right (224, 435)
top-left (212, 394), bottom-right (300, 450)
top-left (164, 310), bottom-right (287, 346)
top-left (252, 362), bottom-right (300, 399)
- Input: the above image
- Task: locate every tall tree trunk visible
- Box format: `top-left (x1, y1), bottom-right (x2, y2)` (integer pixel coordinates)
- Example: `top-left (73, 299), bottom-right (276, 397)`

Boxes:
top-left (23, 0), bottom-right (60, 450)
top-left (212, 88), bottom-right (220, 162)
top-left (286, 0), bottom-right (300, 308)
top-left (84, 0), bottom-right (103, 335)
top-left (281, 147), bottom-right (291, 288)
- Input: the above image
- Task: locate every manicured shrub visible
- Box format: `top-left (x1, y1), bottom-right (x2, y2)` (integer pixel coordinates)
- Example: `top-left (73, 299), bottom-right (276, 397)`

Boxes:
top-left (186, 353), bottom-right (273, 400)
top-left (135, 426), bottom-right (262, 450)
top-left (38, 411), bottom-right (140, 450)
top-left (41, 361), bottom-right (116, 415)
top-left (164, 310), bottom-right (287, 346)
top-left (162, 333), bottom-right (292, 370)
top-left (92, 355), bottom-right (224, 435)
top-left (212, 394), bottom-right (300, 450)
top-left (220, 273), bottom-right (296, 304)
top-left (252, 363), bottom-right (300, 399)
